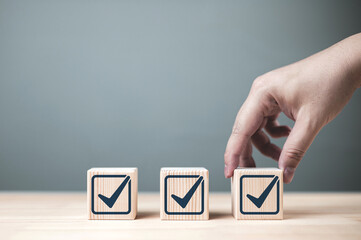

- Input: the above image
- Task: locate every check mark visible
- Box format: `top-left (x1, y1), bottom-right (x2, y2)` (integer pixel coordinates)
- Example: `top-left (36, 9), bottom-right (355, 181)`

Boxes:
top-left (171, 176), bottom-right (203, 209)
top-left (246, 176), bottom-right (279, 208)
top-left (98, 176), bottom-right (130, 208)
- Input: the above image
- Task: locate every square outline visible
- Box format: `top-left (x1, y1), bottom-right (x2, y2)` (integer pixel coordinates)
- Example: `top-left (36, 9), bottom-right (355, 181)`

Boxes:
top-left (91, 175), bottom-right (131, 215)
top-left (240, 175), bottom-right (280, 215)
top-left (164, 175), bottom-right (204, 215)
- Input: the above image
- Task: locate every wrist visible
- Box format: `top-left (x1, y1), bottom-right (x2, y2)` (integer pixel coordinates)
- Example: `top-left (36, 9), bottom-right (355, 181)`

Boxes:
top-left (336, 33), bottom-right (361, 89)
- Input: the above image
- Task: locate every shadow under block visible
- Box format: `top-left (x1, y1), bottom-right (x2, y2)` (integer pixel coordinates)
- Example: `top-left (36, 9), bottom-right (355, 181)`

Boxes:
top-left (231, 168), bottom-right (283, 220)
top-left (87, 168), bottom-right (138, 220)
top-left (160, 168), bottom-right (209, 220)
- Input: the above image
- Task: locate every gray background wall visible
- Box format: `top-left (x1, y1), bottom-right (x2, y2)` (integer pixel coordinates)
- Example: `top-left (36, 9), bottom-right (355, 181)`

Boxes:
top-left (0, 0), bottom-right (360, 192)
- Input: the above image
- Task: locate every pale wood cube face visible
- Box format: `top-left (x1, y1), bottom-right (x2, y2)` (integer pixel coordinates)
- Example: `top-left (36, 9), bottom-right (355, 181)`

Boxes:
top-left (87, 168), bottom-right (138, 220)
top-left (232, 168), bottom-right (283, 220)
top-left (160, 168), bottom-right (209, 220)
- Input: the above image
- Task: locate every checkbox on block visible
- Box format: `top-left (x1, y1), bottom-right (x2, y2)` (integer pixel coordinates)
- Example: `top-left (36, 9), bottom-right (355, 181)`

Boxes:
top-left (160, 168), bottom-right (209, 220)
top-left (232, 168), bottom-right (283, 220)
top-left (87, 168), bottom-right (138, 220)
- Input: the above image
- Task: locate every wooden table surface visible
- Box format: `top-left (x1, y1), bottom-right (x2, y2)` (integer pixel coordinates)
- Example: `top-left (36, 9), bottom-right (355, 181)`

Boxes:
top-left (0, 192), bottom-right (360, 240)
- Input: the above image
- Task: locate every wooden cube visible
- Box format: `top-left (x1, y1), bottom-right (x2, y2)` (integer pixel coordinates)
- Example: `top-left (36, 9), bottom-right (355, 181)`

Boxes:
top-left (87, 168), bottom-right (138, 220)
top-left (231, 168), bottom-right (283, 220)
top-left (160, 167), bottom-right (209, 220)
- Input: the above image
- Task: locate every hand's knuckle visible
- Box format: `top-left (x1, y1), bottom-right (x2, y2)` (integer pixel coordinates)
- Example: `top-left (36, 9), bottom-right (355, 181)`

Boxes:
top-left (231, 125), bottom-right (241, 135)
top-left (251, 73), bottom-right (275, 91)
top-left (232, 126), bottom-right (251, 138)
top-left (252, 76), bottom-right (267, 90)
top-left (285, 147), bottom-right (305, 163)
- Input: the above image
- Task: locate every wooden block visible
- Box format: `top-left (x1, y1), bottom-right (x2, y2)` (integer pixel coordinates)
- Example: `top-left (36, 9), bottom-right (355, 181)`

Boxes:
top-left (160, 167), bottom-right (209, 220)
top-left (87, 168), bottom-right (138, 220)
top-left (231, 168), bottom-right (283, 220)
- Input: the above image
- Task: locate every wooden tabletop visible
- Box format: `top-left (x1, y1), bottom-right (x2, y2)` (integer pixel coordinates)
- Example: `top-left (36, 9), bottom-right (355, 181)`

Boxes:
top-left (0, 192), bottom-right (360, 240)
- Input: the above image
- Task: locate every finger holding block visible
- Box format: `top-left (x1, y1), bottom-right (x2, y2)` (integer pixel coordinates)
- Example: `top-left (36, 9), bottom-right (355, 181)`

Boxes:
top-left (87, 168), bottom-right (138, 220)
top-left (231, 168), bottom-right (283, 220)
top-left (160, 168), bottom-right (209, 220)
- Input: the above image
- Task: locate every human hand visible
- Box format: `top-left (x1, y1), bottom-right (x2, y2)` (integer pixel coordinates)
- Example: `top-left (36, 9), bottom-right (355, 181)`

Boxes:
top-left (224, 33), bottom-right (361, 183)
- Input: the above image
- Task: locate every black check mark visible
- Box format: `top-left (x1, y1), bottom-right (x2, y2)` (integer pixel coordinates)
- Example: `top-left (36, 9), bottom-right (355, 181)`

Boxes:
top-left (98, 176), bottom-right (130, 208)
top-left (171, 176), bottom-right (204, 209)
top-left (246, 176), bottom-right (279, 208)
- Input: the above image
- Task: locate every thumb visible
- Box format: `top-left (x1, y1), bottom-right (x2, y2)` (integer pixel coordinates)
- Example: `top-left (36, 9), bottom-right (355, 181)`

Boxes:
top-left (279, 117), bottom-right (321, 183)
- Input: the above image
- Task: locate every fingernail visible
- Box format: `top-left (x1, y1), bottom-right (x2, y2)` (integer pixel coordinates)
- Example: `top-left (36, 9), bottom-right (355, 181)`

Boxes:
top-left (283, 167), bottom-right (295, 183)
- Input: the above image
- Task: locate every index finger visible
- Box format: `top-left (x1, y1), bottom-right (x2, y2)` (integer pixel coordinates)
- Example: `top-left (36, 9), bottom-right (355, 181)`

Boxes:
top-left (224, 99), bottom-right (265, 178)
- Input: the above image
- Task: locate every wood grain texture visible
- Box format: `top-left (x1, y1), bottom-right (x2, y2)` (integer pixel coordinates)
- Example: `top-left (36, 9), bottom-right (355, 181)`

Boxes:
top-left (160, 167), bottom-right (209, 220)
top-left (1, 193), bottom-right (361, 240)
top-left (232, 168), bottom-right (283, 220)
top-left (87, 168), bottom-right (137, 220)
